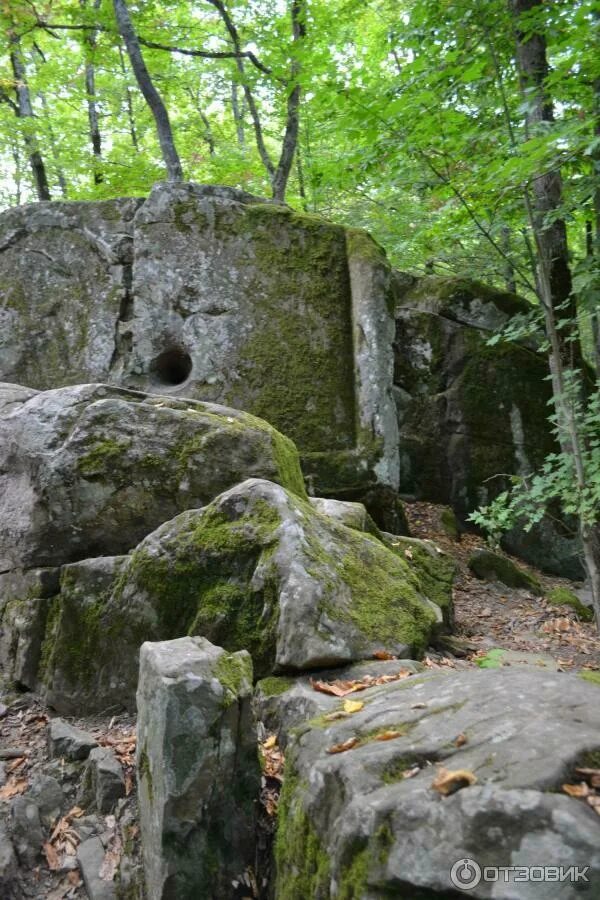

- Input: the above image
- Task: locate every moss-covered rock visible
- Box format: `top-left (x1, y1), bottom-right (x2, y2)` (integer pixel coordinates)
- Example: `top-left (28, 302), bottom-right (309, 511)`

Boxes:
top-left (394, 274), bottom-right (583, 579)
top-left (45, 478), bottom-right (447, 713)
top-left (468, 548), bottom-right (542, 594)
top-left (547, 587), bottom-right (594, 622)
top-left (0, 382), bottom-right (306, 571)
top-left (274, 668), bottom-right (600, 899)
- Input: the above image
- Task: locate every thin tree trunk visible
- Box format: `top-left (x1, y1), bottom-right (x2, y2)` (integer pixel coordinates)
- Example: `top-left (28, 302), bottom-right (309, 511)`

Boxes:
top-left (296, 142), bottom-right (307, 210)
top-left (38, 90), bottom-right (68, 197)
top-left (208, 0), bottom-right (274, 178)
top-left (511, 0), bottom-right (579, 369)
top-left (231, 81), bottom-right (245, 148)
top-left (113, 0), bottom-right (182, 180)
top-left (11, 140), bottom-right (22, 205)
top-left (81, 0), bottom-right (103, 184)
top-left (185, 86), bottom-right (215, 156)
top-left (511, 0), bottom-right (600, 626)
top-left (271, 0), bottom-right (306, 203)
top-left (118, 45), bottom-right (139, 150)
top-left (9, 33), bottom-right (50, 200)
top-left (501, 226), bottom-right (516, 292)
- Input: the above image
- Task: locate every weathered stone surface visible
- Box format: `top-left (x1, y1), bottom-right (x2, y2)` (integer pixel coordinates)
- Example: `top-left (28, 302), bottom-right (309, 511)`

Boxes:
top-left (254, 659), bottom-right (424, 748)
top-left (0, 184), bottom-right (400, 507)
top-left (275, 668), bottom-right (600, 899)
top-left (0, 381), bottom-right (305, 571)
top-left (10, 797), bottom-right (43, 867)
top-left (78, 748), bottom-right (125, 814)
top-left (77, 836), bottom-right (117, 900)
top-left (75, 478), bottom-right (448, 713)
top-left (0, 825), bottom-right (20, 900)
top-left (394, 275), bottom-right (583, 578)
top-left (468, 548), bottom-right (542, 594)
top-left (0, 199), bottom-right (142, 391)
top-left (0, 568), bottom-right (60, 689)
top-left (29, 775), bottom-right (64, 826)
top-left (47, 718), bottom-right (98, 761)
top-left (308, 497), bottom-right (380, 535)
top-left (42, 557), bottom-right (128, 713)
top-left (136, 636), bottom-right (259, 900)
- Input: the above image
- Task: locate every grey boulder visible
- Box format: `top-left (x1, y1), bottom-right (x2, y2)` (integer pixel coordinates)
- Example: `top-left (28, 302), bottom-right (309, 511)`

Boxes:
top-left (275, 667), bottom-right (600, 899)
top-left (47, 718), bottom-right (98, 761)
top-left (78, 747), bottom-right (126, 814)
top-left (74, 478), bottom-right (449, 712)
top-left (136, 636), bottom-right (259, 900)
top-left (0, 382), bottom-right (306, 571)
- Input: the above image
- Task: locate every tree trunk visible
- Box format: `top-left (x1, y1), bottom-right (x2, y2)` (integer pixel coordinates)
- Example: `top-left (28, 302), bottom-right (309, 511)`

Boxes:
top-left (38, 90), bottom-right (68, 197)
top-left (118, 45), bottom-right (139, 150)
top-left (81, 0), bottom-right (103, 184)
top-left (11, 140), bottom-right (22, 205)
top-left (511, 0), bottom-right (579, 369)
top-left (501, 226), bottom-right (516, 292)
top-left (271, 0), bottom-right (306, 203)
top-left (113, 0), bottom-right (182, 180)
top-left (511, 0), bottom-right (600, 627)
top-left (208, 0), bottom-right (274, 178)
top-left (231, 81), bottom-right (245, 148)
top-left (9, 34), bottom-right (50, 201)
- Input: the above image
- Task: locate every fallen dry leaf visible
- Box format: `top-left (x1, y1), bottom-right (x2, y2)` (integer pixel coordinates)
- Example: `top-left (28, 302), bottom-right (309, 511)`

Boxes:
top-left (574, 767), bottom-right (600, 788)
top-left (125, 772), bottom-right (133, 796)
top-left (327, 737), bottom-right (359, 754)
top-left (404, 547), bottom-right (414, 560)
top-left (100, 847), bottom-right (121, 882)
top-left (343, 699), bottom-right (364, 714)
top-left (375, 730), bottom-right (404, 742)
top-left (43, 841), bottom-right (61, 871)
top-left (586, 795), bottom-right (600, 814)
top-left (455, 733), bottom-right (468, 748)
top-left (373, 649), bottom-right (397, 661)
top-left (323, 710), bottom-right (350, 722)
top-left (311, 669), bottom-right (412, 698)
top-left (263, 735), bottom-right (277, 750)
top-left (562, 782), bottom-right (590, 798)
top-left (6, 756), bottom-right (26, 773)
top-left (432, 767), bottom-right (477, 796)
top-left (0, 777), bottom-right (28, 800)
top-left (403, 766), bottom-right (421, 779)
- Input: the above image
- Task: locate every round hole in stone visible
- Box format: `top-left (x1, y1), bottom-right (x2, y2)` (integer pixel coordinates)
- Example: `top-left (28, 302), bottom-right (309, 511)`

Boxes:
top-left (150, 348), bottom-right (193, 386)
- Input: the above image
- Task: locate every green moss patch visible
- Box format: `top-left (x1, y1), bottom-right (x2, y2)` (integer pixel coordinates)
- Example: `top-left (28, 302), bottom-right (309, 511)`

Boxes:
top-left (547, 588), bottom-right (593, 622)
top-left (118, 498), bottom-right (282, 677)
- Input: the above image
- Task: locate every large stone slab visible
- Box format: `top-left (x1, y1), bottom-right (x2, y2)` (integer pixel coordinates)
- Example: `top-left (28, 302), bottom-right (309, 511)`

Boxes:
top-left (275, 667), bottom-right (600, 898)
top-left (393, 275), bottom-right (583, 578)
top-left (0, 184), bottom-right (400, 508)
top-left (0, 198), bottom-right (142, 390)
top-left (0, 381), bottom-right (305, 570)
top-left (136, 637), bottom-right (259, 900)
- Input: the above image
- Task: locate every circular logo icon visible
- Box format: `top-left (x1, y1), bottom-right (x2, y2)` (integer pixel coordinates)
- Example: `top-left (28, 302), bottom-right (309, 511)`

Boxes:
top-left (450, 858), bottom-right (482, 891)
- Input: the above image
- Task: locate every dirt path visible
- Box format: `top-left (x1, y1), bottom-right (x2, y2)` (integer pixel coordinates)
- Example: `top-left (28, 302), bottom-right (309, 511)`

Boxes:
top-left (405, 500), bottom-right (600, 674)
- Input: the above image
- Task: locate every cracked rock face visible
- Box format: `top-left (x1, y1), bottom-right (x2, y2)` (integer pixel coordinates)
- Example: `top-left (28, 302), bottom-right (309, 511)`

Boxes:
top-left (0, 183), bottom-right (399, 501)
top-left (0, 197), bottom-right (142, 390)
top-left (274, 667), bottom-right (600, 899)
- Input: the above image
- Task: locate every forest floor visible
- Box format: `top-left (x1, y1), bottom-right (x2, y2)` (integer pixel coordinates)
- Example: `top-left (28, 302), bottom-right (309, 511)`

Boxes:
top-left (2, 502), bottom-right (599, 899)
top-left (406, 501), bottom-right (600, 674)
